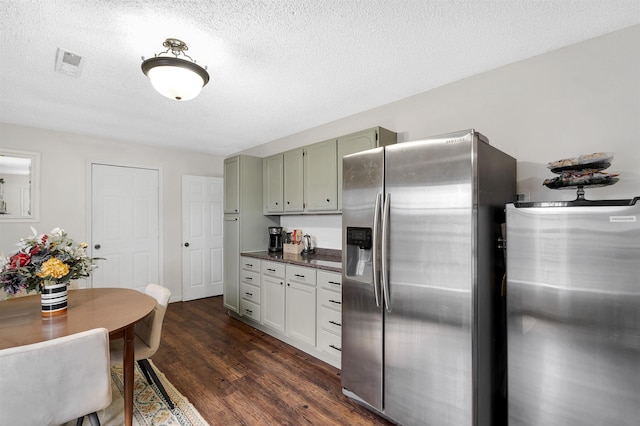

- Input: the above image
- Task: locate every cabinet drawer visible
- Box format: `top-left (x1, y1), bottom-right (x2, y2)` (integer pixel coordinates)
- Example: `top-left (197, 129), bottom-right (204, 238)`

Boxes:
top-left (261, 261), bottom-right (285, 278)
top-left (240, 257), bottom-right (260, 272)
top-left (286, 265), bottom-right (316, 286)
top-left (318, 329), bottom-right (342, 359)
top-left (240, 299), bottom-right (261, 322)
top-left (318, 287), bottom-right (342, 312)
top-left (240, 282), bottom-right (261, 304)
top-left (318, 306), bottom-right (342, 334)
top-left (317, 270), bottom-right (342, 290)
top-left (241, 270), bottom-right (260, 286)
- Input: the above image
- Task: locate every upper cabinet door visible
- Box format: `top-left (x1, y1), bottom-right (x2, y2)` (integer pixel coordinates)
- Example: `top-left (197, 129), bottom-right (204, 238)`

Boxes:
top-left (224, 156), bottom-right (240, 214)
top-left (304, 139), bottom-right (337, 212)
top-left (337, 127), bottom-right (397, 210)
top-left (284, 148), bottom-right (304, 213)
top-left (337, 128), bottom-right (378, 211)
top-left (263, 154), bottom-right (284, 214)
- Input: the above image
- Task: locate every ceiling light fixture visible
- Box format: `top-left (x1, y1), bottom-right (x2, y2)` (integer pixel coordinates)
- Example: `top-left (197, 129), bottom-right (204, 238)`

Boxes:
top-left (141, 38), bottom-right (210, 101)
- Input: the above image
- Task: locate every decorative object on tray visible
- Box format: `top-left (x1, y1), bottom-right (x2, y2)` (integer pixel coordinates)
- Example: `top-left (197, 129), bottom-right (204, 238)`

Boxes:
top-left (543, 152), bottom-right (619, 200)
top-left (0, 227), bottom-right (101, 316)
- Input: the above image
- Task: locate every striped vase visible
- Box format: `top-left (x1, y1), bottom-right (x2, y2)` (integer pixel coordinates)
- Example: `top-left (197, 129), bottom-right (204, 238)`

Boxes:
top-left (41, 282), bottom-right (68, 317)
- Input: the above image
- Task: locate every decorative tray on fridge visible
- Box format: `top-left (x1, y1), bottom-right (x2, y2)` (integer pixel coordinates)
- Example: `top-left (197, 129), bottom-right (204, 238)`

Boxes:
top-left (543, 152), bottom-right (619, 200)
top-left (543, 175), bottom-right (619, 190)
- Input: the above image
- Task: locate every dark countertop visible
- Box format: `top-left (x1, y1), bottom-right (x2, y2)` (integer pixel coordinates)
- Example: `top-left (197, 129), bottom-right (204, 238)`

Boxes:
top-left (241, 248), bottom-right (342, 273)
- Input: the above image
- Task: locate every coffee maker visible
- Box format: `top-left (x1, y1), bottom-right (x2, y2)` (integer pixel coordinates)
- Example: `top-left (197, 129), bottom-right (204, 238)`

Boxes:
top-left (268, 226), bottom-right (283, 252)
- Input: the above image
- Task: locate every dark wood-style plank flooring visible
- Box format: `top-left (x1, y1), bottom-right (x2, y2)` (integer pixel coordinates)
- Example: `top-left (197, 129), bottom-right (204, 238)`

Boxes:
top-left (152, 296), bottom-right (393, 425)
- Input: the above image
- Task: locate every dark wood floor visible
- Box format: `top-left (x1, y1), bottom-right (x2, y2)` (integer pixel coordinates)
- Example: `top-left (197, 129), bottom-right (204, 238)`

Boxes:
top-left (152, 296), bottom-right (393, 425)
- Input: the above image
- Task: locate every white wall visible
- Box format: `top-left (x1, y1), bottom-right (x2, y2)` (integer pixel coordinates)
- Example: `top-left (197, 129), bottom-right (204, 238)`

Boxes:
top-left (0, 124), bottom-right (225, 300)
top-left (241, 25), bottom-right (640, 249)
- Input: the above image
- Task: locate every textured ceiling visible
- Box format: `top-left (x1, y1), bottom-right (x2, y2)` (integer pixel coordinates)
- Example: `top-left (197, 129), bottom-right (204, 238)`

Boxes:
top-left (1, 1), bottom-right (638, 156)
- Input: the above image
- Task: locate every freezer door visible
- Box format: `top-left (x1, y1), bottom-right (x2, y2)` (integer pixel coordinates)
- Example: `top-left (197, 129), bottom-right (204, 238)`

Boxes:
top-left (506, 203), bottom-right (640, 426)
top-left (341, 147), bottom-right (385, 410)
top-left (383, 138), bottom-right (475, 425)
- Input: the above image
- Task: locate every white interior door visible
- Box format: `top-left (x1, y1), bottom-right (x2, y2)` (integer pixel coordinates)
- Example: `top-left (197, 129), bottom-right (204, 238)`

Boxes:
top-left (182, 175), bottom-right (224, 301)
top-left (91, 164), bottom-right (160, 292)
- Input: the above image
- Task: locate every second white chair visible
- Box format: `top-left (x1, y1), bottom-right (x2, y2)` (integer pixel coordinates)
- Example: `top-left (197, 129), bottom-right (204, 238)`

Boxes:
top-left (109, 283), bottom-right (174, 409)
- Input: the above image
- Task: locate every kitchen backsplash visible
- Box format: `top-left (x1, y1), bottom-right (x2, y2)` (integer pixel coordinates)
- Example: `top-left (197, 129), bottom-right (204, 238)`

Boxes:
top-left (279, 214), bottom-right (342, 250)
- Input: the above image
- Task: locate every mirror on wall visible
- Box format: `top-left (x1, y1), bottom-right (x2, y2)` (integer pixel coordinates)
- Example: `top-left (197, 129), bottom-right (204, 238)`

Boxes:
top-left (0, 149), bottom-right (40, 222)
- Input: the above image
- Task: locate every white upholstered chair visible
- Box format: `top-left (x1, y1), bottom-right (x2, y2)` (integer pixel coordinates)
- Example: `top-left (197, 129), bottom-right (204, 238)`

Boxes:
top-left (0, 328), bottom-right (112, 426)
top-left (109, 283), bottom-right (174, 409)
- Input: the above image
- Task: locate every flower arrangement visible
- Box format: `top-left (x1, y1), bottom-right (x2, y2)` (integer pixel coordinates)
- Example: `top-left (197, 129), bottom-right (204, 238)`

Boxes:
top-left (1, 227), bottom-right (100, 296)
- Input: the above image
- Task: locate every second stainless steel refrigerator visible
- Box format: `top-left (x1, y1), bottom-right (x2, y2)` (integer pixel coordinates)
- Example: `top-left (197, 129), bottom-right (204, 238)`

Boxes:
top-left (341, 129), bottom-right (516, 426)
top-left (506, 198), bottom-right (640, 426)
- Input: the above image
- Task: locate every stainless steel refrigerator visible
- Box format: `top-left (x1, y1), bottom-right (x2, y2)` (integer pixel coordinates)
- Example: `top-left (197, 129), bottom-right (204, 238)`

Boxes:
top-left (506, 197), bottom-right (640, 426)
top-left (341, 129), bottom-right (516, 426)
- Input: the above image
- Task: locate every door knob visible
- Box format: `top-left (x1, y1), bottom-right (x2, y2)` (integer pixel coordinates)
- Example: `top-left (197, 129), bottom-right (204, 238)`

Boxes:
top-left (184, 242), bottom-right (190, 247)
top-left (94, 244), bottom-right (101, 250)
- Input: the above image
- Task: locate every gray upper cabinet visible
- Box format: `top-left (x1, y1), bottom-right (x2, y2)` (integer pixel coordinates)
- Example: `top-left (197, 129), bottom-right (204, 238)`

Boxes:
top-left (224, 156), bottom-right (240, 214)
top-left (284, 148), bottom-right (304, 213)
top-left (337, 127), bottom-right (397, 210)
top-left (263, 154), bottom-right (284, 214)
top-left (304, 139), bottom-right (337, 212)
top-left (261, 126), bottom-right (396, 215)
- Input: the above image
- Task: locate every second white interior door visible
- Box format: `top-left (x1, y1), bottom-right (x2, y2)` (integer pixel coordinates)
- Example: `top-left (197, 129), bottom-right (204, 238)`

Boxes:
top-left (182, 175), bottom-right (224, 301)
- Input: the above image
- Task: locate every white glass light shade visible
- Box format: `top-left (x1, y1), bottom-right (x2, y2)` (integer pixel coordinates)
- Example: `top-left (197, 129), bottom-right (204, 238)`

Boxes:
top-left (142, 57), bottom-right (209, 101)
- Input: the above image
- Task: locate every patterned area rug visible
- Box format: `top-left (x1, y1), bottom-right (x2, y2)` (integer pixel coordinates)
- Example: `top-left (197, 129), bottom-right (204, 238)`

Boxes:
top-left (65, 360), bottom-right (209, 426)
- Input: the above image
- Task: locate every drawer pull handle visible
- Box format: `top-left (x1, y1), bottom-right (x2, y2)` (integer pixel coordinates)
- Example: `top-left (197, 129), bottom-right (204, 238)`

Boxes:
top-left (329, 299), bottom-right (341, 305)
top-left (267, 268), bottom-right (276, 272)
top-left (294, 274), bottom-right (305, 278)
top-left (328, 281), bottom-right (341, 286)
top-left (329, 344), bottom-right (342, 352)
top-left (245, 292), bottom-right (253, 296)
top-left (280, 282), bottom-right (283, 285)
top-left (245, 277), bottom-right (252, 280)
top-left (245, 309), bottom-right (253, 314)
top-left (245, 264), bottom-right (253, 267)
top-left (329, 320), bottom-right (342, 327)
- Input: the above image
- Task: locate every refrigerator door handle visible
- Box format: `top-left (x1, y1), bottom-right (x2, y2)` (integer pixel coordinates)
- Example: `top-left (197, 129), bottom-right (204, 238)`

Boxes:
top-left (372, 192), bottom-right (382, 308)
top-left (381, 192), bottom-right (391, 312)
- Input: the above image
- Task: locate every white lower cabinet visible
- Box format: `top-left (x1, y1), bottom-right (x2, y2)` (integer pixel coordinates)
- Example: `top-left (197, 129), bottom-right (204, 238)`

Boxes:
top-left (261, 261), bottom-right (286, 333)
top-left (236, 257), bottom-right (341, 369)
top-left (316, 270), bottom-right (342, 366)
top-left (285, 265), bottom-right (317, 347)
top-left (239, 257), bottom-right (261, 322)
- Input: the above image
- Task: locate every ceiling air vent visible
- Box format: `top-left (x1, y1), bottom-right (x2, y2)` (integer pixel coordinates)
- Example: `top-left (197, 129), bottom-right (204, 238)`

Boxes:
top-left (54, 48), bottom-right (84, 77)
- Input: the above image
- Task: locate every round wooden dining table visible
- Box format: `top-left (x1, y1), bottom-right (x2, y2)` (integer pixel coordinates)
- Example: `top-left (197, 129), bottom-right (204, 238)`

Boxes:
top-left (0, 288), bottom-right (156, 426)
